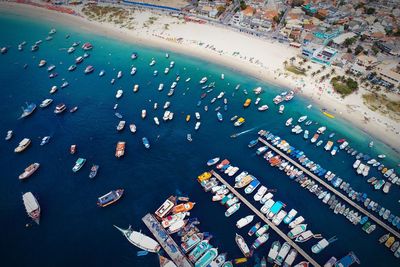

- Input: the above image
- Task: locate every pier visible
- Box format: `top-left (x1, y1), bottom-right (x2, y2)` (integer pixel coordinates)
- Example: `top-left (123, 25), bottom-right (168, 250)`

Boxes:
top-left (210, 170), bottom-right (321, 267)
top-left (258, 137), bottom-right (400, 239)
top-left (142, 213), bottom-right (193, 267)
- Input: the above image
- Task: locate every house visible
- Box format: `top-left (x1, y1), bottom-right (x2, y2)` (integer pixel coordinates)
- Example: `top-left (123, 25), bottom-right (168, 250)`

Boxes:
top-left (377, 62), bottom-right (400, 88)
top-left (355, 55), bottom-right (378, 69)
top-left (332, 32), bottom-right (357, 47)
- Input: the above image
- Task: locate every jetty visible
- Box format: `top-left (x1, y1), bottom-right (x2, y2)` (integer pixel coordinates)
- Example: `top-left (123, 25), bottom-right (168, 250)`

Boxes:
top-left (258, 137), bottom-right (400, 239)
top-left (210, 170), bottom-right (321, 267)
top-left (142, 213), bottom-right (193, 267)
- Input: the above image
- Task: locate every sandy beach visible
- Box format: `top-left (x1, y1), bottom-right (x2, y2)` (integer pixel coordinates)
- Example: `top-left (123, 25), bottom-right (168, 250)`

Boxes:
top-left (1, 1), bottom-right (399, 152)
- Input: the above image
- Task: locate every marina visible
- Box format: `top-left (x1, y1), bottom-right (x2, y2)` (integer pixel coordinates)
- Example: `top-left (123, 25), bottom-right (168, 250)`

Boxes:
top-left (142, 213), bottom-right (193, 267)
top-left (210, 170), bottom-right (321, 267)
top-left (258, 137), bottom-right (400, 239)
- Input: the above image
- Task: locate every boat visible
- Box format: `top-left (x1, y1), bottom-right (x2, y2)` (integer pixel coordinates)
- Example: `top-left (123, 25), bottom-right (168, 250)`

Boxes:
top-left (234, 117), bottom-right (245, 127)
top-left (207, 158), bottom-right (220, 166)
top-left (324, 141), bottom-right (333, 151)
top-left (236, 215), bottom-right (254, 228)
top-left (311, 238), bottom-right (330, 254)
top-left (115, 141), bottom-right (125, 158)
top-left (5, 130), bottom-right (12, 141)
top-left (69, 106), bottom-right (78, 113)
top-left (114, 225), bottom-right (160, 253)
top-left (142, 137), bottom-right (150, 149)
top-left (84, 65), bottom-right (94, 74)
top-left (181, 233), bottom-right (203, 253)
top-left (288, 224), bottom-right (307, 239)
top-left (275, 242), bottom-right (291, 265)
top-left (22, 192), bottom-right (40, 224)
top-left (235, 233), bottom-right (251, 257)
top-left (283, 209), bottom-right (298, 224)
top-left (310, 134), bottom-right (319, 143)
top-left (40, 136), bottom-right (50, 146)
top-left (68, 64), bottom-right (77, 71)
top-left (217, 112), bottom-right (223, 122)
top-left (82, 42), bottom-right (93, 50)
top-left (97, 189), bottom-right (124, 207)
top-left (385, 236), bottom-right (395, 248)
top-left (172, 202), bottom-right (195, 214)
top-left (289, 216), bottom-right (305, 228)
top-left (131, 52), bottom-right (138, 59)
top-left (116, 89), bottom-right (123, 99)
top-left (267, 201), bottom-right (285, 219)
top-left (254, 186), bottom-right (267, 201)
top-left (284, 248), bottom-right (298, 267)
top-left (49, 85), bottom-right (57, 94)
top-left (19, 163), bottom-right (40, 180)
top-left (117, 121), bottom-right (126, 131)
top-left (72, 158), bottom-right (86, 172)
top-left (54, 103), bottom-right (66, 114)
top-left (89, 165), bottom-right (99, 179)
top-left (14, 138), bottom-right (31, 153)
top-left (38, 59), bottom-right (46, 67)
top-left (267, 241), bottom-right (281, 263)
top-left (272, 210), bottom-right (287, 225)
top-left (19, 103), bottom-right (36, 119)
top-left (195, 248), bottom-right (218, 267)
top-left (195, 122), bottom-right (201, 131)
top-left (295, 230), bottom-right (314, 243)
top-left (252, 233), bottom-right (269, 249)
top-left (334, 252), bottom-right (360, 267)
top-left (225, 203), bottom-right (240, 217)
top-left (141, 109), bottom-right (147, 119)
top-left (70, 145), bottom-right (76, 154)
top-left (317, 126), bottom-right (326, 134)
top-left (279, 105), bottom-right (285, 113)
top-left (243, 99), bottom-right (251, 108)
top-left (189, 240), bottom-right (212, 263)
top-left (199, 77), bottom-right (208, 84)
top-left (133, 84), bottom-right (139, 92)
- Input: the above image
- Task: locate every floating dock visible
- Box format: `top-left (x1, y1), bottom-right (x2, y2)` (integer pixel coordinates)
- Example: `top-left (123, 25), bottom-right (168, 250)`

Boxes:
top-left (210, 170), bottom-right (321, 267)
top-left (142, 213), bottom-right (193, 267)
top-left (258, 137), bottom-right (400, 239)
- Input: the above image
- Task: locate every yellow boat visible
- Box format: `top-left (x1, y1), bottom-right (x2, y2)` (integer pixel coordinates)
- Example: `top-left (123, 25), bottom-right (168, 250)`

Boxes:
top-left (197, 172), bottom-right (211, 183)
top-left (385, 236), bottom-right (395, 248)
top-left (234, 117), bottom-right (245, 127)
top-left (243, 99), bottom-right (251, 108)
top-left (382, 168), bottom-right (388, 174)
top-left (234, 258), bottom-right (247, 264)
top-left (186, 115), bottom-right (191, 122)
top-left (322, 111), bottom-right (335, 119)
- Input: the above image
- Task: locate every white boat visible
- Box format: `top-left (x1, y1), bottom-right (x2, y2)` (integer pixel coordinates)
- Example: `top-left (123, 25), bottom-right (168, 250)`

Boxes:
top-left (141, 109), bottom-right (146, 119)
top-left (254, 186), bottom-right (267, 202)
top-left (311, 238), bottom-right (329, 254)
top-left (162, 111), bottom-right (170, 121)
top-left (116, 90), bottom-right (123, 99)
top-left (279, 105), bottom-right (285, 113)
top-left (195, 112), bottom-right (201, 120)
top-left (195, 122), bottom-right (201, 131)
top-left (253, 87), bottom-right (262, 94)
top-left (149, 59), bottom-right (156, 66)
top-left (154, 117), bottom-right (160, 125)
top-left (317, 126), bottom-right (326, 134)
top-left (163, 101), bottom-right (170, 109)
top-left (22, 192), bottom-right (40, 224)
top-left (289, 216), bottom-right (305, 228)
top-left (133, 84), bottom-right (139, 93)
top-left (164, 67), bottom-right (169, 74)
top-left (285, 118), bottom-right (293, 126)
top-left (255, 97), bottom-right (261, 105)
top-left (283, 209), bottom-right (298, 224)
top-left (130, 67), bottom-right (136, 75)
top-left (40, 98), bottom-right (53, 108)
top-left (199, 77), bottom-right (208, 84)
top-left (275, 242), bottom-right (291, 265)
top-left (288, 224), bottom-right (307, 239)
top-left (5, 130), bottom-right (13, 141)
top-left (171, 82), bottom-right (177, 89)
top-left (129, 124), bottom-right (136, 133)
top-left (158, 83), bottom-right (164, 91)
top-left (154, 103), bottom-right (158, 110)
top-left (283, 249), bottom-right (298, 267)
top-left (236, 215), bottom-right (254, 228)
top-left (49, 86), bottom-right (57, 94)
top-left (298, 115), bottom-right (307, 122)
top-left (272, 210), bottom-right (287, 225)
top-left (114, 225), bottom-right (161, 253)
top-left (217, 92), bottom-right (225, 99)
top-left (117, 121), bottom-right (126, 131)
top-left (258, 105), bottom-right (269, 111)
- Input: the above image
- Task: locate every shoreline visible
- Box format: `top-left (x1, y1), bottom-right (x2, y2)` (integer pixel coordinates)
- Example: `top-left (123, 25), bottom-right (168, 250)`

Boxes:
top-left (1, 2), bottom-right (399, 155)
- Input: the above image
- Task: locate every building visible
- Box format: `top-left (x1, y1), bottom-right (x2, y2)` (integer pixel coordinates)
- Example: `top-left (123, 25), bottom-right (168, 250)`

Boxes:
top-left (301, 44), bottom-right (339, 66)
top-left (377, 62), bottom-right (400, 88)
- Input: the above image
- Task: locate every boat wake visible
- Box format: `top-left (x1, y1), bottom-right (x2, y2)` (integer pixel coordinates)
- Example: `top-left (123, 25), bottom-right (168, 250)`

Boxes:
top-left (230, 126), bottom-right (261, 138)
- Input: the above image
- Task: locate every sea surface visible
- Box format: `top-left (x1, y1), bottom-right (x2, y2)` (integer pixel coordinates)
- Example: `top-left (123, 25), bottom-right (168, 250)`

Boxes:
top-left (0, 10), bottom-right (399, 267)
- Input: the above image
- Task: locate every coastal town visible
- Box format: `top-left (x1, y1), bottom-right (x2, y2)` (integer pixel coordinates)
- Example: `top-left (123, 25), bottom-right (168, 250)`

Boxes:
top-left (1, 1), bottom-right (400, 267)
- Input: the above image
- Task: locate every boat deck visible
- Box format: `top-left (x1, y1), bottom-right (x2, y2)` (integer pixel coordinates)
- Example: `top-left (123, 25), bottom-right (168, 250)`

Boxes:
top-left (142, 213), bottom-right (193, 267)
top-left (210, 170), bottom-right (321, 267)
top-left (258, 137), bottom-right (400, 239)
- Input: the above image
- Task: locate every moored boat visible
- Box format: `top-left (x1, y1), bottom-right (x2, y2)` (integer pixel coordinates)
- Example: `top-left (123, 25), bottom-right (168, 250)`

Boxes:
top-left (14, 138), bottom-right (31, 153)
top-left (19, 163), bottom-right (40, 180)
top-left (114, 225), bottom-right (160, 253)
top-left (22, 192), bottom-right (40, 224)
top-left (235, 233), bottom-right (251, 257)
top-left (72, 158), bottom-right (86, 172)
top-left (97, 189), bottom-right (124, 207)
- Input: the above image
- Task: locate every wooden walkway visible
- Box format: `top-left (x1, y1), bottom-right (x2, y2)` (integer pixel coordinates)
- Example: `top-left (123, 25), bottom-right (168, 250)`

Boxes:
top-left (142, 213), bottom-right (193, 267)
top-left (210, 170), bottom-right (321, 267)
top-left (258, 137), bottom-right (400, 239)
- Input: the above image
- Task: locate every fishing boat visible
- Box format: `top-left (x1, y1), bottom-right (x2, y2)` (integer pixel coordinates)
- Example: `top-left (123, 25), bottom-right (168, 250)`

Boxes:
top-left (72, 158), bottom-right (86, 172)
top-left (19, 163), bottom-right (40, 180)
top-left (114, 225), bottom-right (160, 253)
top-left (115, 141), bottom-right (125, 158)
top-left (19, 103), bottom-right (36, 119)
top-left (22, 192), bottom-right (40, 224)
top-left (89, 165), bottom-right (99, 179)
top-left (97, 189), bottom-right (124, 207)
top-left (14, 138), bottom-right (31, 153)
top-left (235, 233), bottom-right (251, 257)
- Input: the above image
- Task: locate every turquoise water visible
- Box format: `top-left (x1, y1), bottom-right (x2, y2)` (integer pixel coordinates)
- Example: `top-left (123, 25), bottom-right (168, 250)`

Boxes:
top-left (0, 10), bottom-right (399, 267)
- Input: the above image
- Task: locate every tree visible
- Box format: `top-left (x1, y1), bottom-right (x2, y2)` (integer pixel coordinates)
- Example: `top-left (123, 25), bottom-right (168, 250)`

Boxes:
top-left (290, 57), bottom-right (296, 65)
top-left (331, 68), bottom-right (336, 74)
top-left (322, 65), bottom-right (326, 71)
top-left (354, 45), bottom-right (364, 55)
top-left (343, 37), bottom-right (356, 47)
top-left (240, 0), bottom-right (247, 10)
top-left (217, 6), bottom-right (226, 14)
top-left (366, 7), bottom-right (375, 15)
top-left (283, 60), bottom-right (288, 67)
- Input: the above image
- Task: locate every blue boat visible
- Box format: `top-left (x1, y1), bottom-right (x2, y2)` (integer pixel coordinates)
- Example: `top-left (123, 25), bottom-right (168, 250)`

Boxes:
top-left (217, 112), bottom-right (223, 122)
top-left (267, 201), bottom-right (285, 219)
top-left (19, 102), bottom-right (36, 119)
top-left (248, 139), bottom-right (258, 148)
top-left (197, 100), bottom-right (202, 107)
top-left (359, 216), bottom-right (368, 225)
top-left (334, 251), bottom-right (360, 267)
top-left (136, 251), bottom-right (148, 256)
top-left (142, 137), bottom-right (150, 149)
top-left (221, 164), bottom-right (230, 172)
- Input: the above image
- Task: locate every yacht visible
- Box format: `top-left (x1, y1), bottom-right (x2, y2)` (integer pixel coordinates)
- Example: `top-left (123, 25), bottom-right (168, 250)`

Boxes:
top-left (40, 98), bottom-right (53, 108)
top-left (116, 90), bottom-right (123, 99)
top-left (54, 103), bottom-right (66, 114)
top-left (199, 77), bottom-right (208, 84)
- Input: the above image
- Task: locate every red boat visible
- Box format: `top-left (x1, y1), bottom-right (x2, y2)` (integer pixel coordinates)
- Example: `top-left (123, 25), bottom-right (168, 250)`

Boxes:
top-left (70, 144), bottom-right (76, 154)
top-left (216, 159), bottom-right (230, 169)
top-left (337, 139), bottom-right (346, 143)
top-left (82, 42), bottom-right (93, 50)
top-left (200, 93), bottom-right (207, 99)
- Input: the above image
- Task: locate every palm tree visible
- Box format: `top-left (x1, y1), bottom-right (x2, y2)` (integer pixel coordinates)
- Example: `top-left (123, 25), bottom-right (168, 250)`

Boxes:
top-left (307, 65), bottom-right (311, 70)
top-left (283, 60), bottom-right (288, 67)
top-left (331, 68), bottom-right (336, 74)
top-left (322, 65), bottom-right (326, 71)
top-left (290, 57), bottom-right (296, 65)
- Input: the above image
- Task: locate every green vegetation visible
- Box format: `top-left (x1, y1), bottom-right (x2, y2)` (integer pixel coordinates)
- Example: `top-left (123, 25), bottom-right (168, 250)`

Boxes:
top-left (366, 7), bottom-right (375, 14)
top-left (240, 0), bottom-right (247, 10)
top-left (354, 45), bottom-right (364, 55)
top-left (82, 5), bottom-right (130, 24)
top-left (343, 37), bottom-right (356, 47)
top-left (331, 76), bottom-right (358, 96)
top-left (362, 93), bottom-right (400, 121)
top-left (285, 66), bottom-right (306, 76)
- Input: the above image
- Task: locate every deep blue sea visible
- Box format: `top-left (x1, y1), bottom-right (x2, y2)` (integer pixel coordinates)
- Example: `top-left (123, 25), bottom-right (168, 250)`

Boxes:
top-left (1, 9), bottom-right (399, 267)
